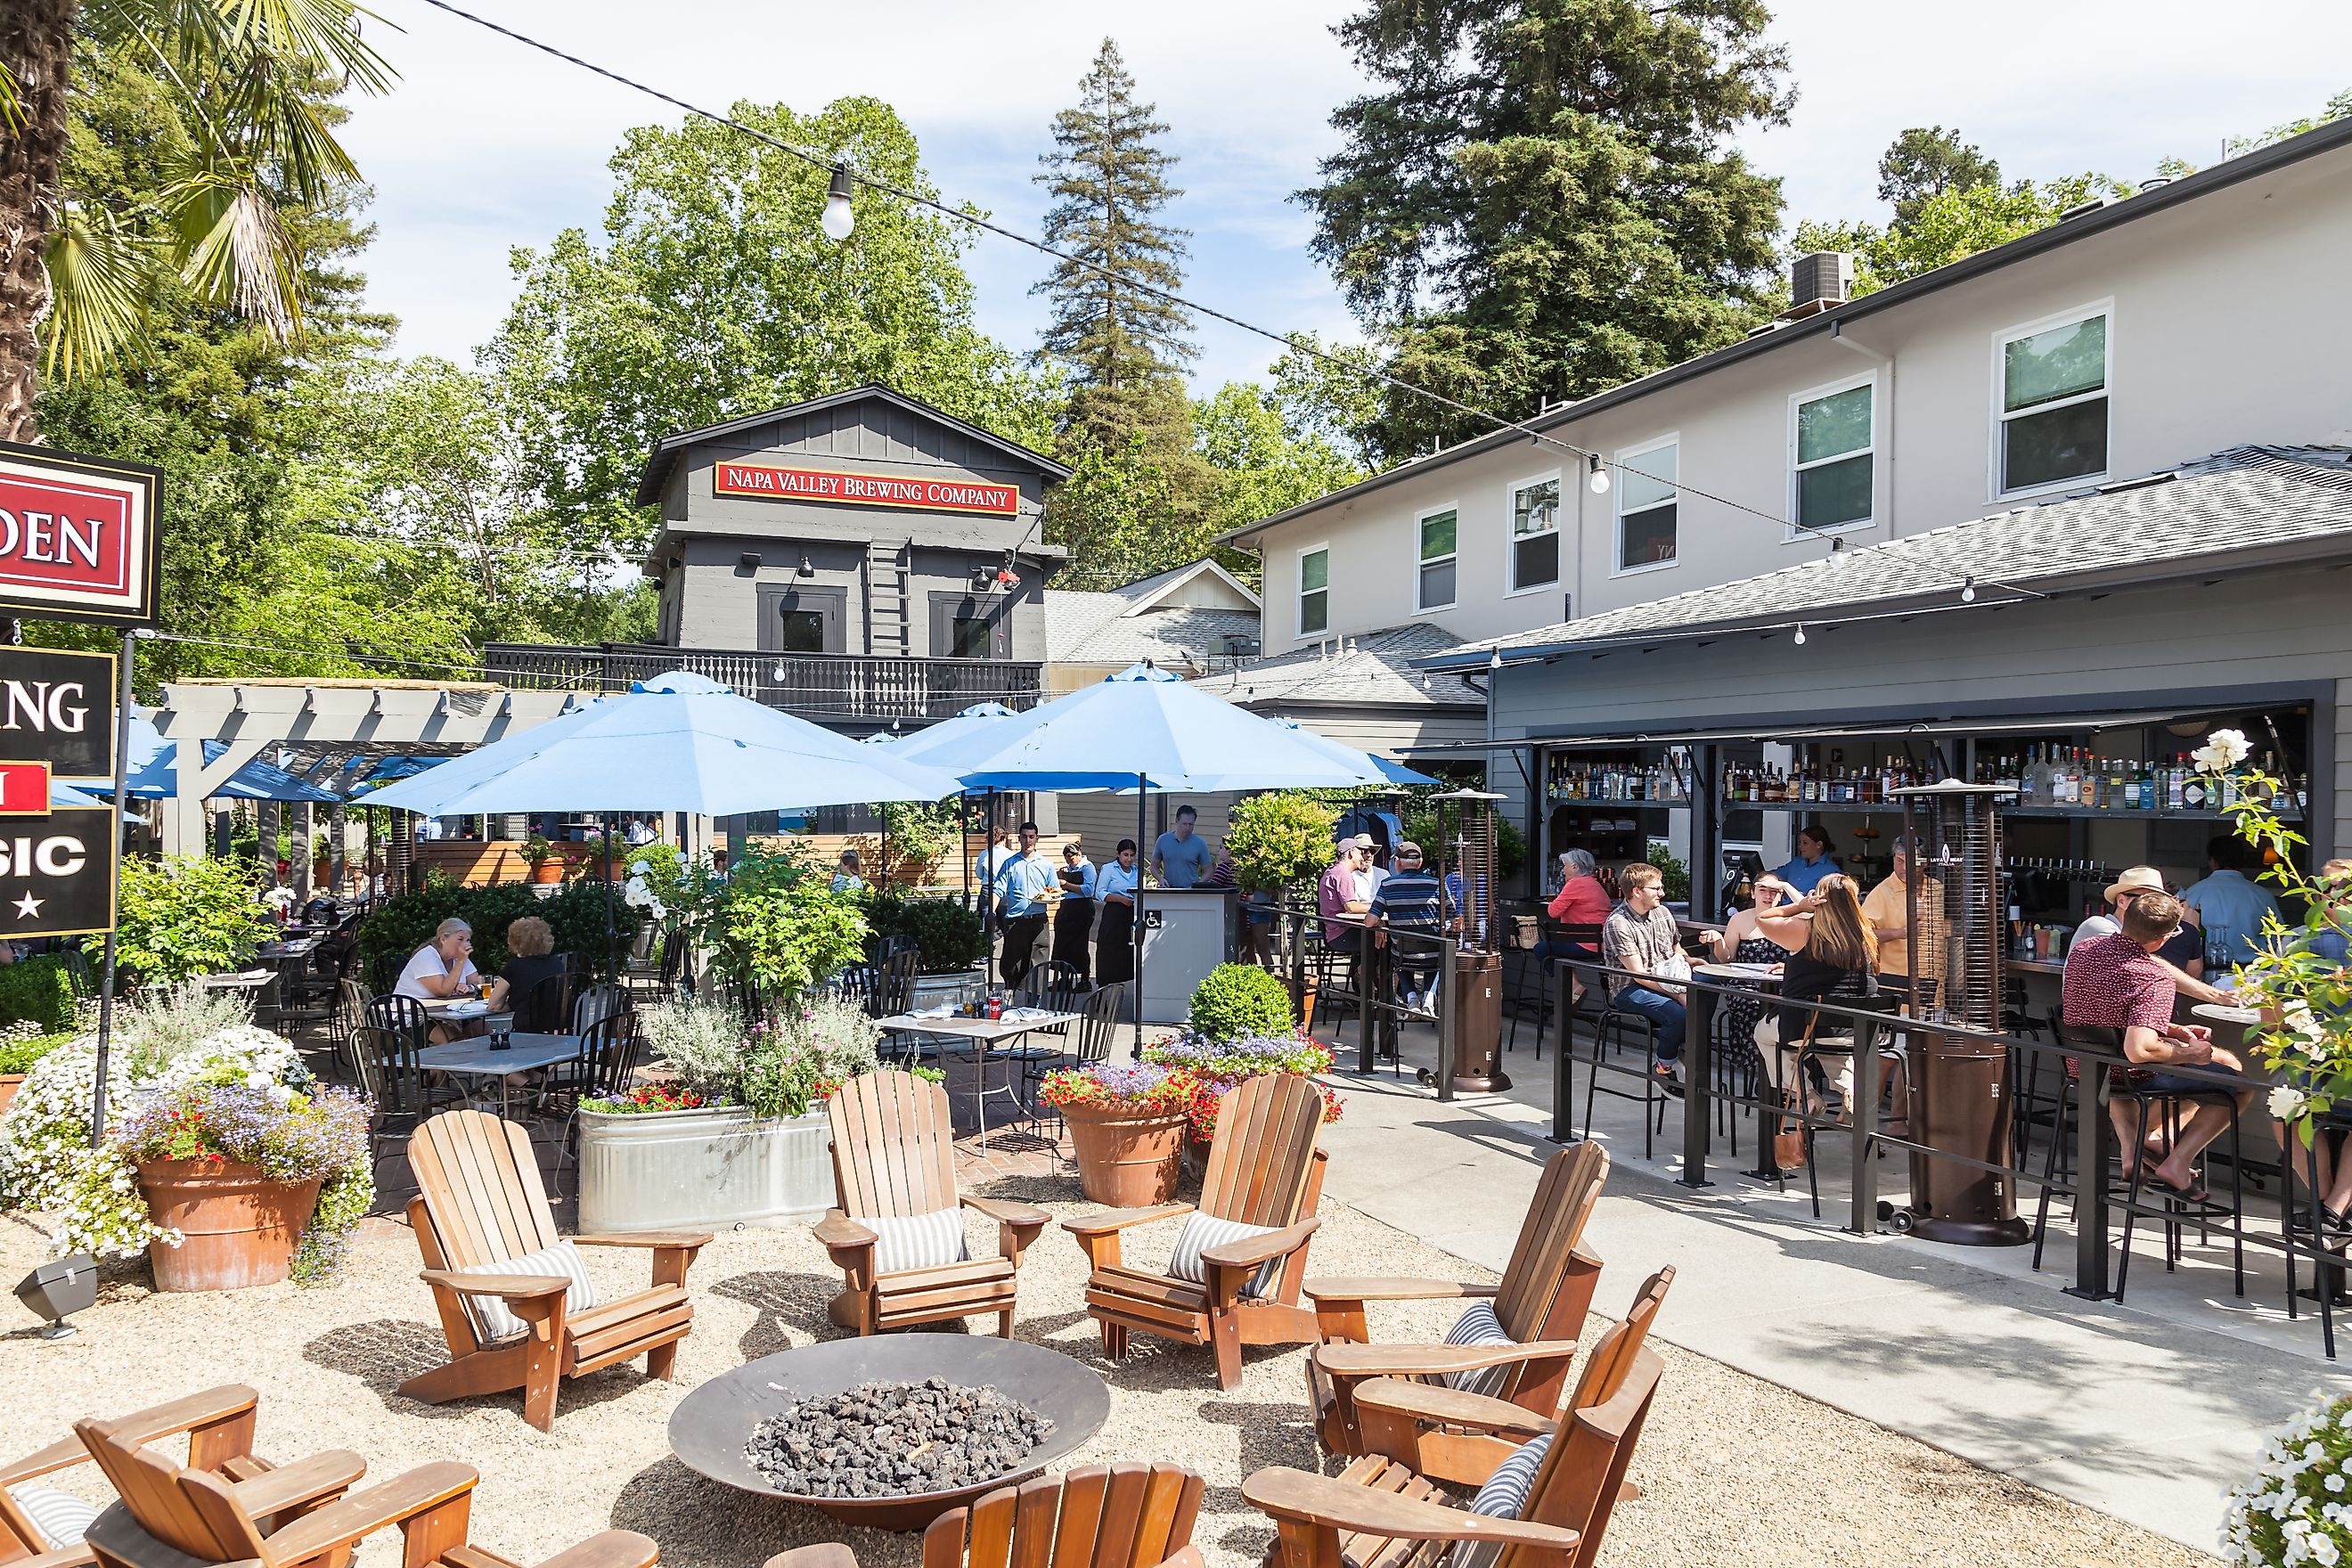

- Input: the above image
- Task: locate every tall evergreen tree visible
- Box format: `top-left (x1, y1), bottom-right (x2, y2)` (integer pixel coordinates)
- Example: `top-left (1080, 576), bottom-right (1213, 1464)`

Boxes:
top-left (1302, 0), bottom-right (1792, 461)
top-left (1877, 127), bottom-right (2000, 230)
top-left (1032, 38), bottom-right (1196, 454)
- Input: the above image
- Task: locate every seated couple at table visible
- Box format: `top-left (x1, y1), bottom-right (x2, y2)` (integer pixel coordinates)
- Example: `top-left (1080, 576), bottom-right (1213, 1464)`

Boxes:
top-left (395, 915), bottom-right (569, 1041)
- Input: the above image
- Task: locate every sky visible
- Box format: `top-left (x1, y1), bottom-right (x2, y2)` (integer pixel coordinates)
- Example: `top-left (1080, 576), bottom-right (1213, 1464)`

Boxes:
top-left (337, 0), bottom-right (2352, 396)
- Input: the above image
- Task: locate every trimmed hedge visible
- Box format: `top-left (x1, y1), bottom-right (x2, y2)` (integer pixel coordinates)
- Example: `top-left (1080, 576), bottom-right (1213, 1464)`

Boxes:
top-left (357, 880), bottom-right (646, 984)
top-left (0, 955), bottom-right (78, 1031)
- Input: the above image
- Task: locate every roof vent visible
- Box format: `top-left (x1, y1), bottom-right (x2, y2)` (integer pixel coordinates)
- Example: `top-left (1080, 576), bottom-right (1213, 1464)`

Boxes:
top-left (1747, 319), bottom-right (1787, 339)
top-left (2058, 194), bottom-right (2116, 223)
top-left (1789, 251), bottom-right (1854, 311)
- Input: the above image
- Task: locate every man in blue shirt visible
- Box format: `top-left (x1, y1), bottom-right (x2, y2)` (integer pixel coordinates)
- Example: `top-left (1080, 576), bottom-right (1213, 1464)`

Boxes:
top-left (1773, 824), bottom-right (1839, 895)
top-left (1153, 804), bottom-right (1213, 889)
top-left (993, 821), bottom-right (1058, 989)
top-left (2180, 834), bottom-right (2284, 969)
top-left (1368, 841), bottom-right (1447, 1012)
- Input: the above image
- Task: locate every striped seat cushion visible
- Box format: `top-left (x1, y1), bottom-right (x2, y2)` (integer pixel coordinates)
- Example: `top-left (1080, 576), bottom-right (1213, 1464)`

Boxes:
top-left (1167, 1212), bottom-right (1283, 1300)
top-left (1450, 1433), bottom-right (1552, 1568)
top-left (867, 1209), bottom-right (970, 1276)
top-left (9, 1485), bottom-right (100, 1551)
top-left (456, 1238), bottom-right (600, 1345)
top-left (1441, 1300), bottom-right (1517, 1398)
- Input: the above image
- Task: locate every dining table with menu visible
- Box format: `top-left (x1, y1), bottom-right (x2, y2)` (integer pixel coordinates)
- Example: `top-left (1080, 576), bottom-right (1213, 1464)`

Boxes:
top-left (413, 1032), bottom-right (580, 1119)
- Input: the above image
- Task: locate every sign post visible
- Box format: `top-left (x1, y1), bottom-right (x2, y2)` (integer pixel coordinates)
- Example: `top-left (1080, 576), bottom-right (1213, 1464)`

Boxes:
top-left (0, 440), bottom-right (162, 1147)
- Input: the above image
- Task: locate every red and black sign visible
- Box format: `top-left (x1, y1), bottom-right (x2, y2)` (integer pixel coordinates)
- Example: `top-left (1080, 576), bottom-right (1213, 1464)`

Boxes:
top-left (0, 803), bottom-right (117, 939)
top-left (0, 648), bottom-right (117, 779)
top-left (0, 762), bottom-right (52, 815)
top-left (714, 461), bottom-right (1020, 518)
top-left (0, 440), bottom-right (163, 627)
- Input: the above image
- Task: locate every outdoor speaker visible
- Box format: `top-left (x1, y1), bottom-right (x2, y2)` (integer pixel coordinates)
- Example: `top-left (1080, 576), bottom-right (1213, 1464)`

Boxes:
top-left (16, 1254), bottom-right (97, 1338)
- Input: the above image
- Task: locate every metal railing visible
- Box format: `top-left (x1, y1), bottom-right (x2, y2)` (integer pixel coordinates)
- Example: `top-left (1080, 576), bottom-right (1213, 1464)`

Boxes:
top-left (482, 643), bottom-right (1044, 723)
top-left (1542, 956), bottom-right (2343, 1356)
top-left (1268, 902), bottom-right (1462, 1099)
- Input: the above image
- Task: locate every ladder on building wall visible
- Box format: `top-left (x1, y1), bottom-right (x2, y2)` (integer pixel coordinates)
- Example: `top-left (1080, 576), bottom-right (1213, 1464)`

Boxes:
top-left (865, 537), bottom-right (911, 656)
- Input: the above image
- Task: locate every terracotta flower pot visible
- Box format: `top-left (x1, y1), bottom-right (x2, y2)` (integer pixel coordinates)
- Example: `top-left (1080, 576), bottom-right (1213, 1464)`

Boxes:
top-left (135, 1158), bottom-right (323, 1293)
top-left (1060, 1103), bottom-right (1188, 1206)
top-left (0, 1073), bottom-right (22, 1117)
top-left (529, 861), bottom-right (566, 885)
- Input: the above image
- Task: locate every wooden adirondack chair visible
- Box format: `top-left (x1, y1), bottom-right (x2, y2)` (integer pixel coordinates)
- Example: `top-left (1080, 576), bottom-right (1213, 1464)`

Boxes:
top-left (1, 1387), bottom-right (338, 1568)
top-left (71, 1410), bottom-right (657, 1568)
top-left (401, 1110), bottom-right (709, 1431)
top-left (1342, 1268), bottom-right (1673, 1492)
top-left (814, 1071), bottom-right (1050, 1337)
top-left (763, 1465), bottom-right (1207, 1568)
top-left (1240, 1338), bottom-right (1666, 1568)
top-left (1303, 1143), bottom-right (1612, 1461)
top-left (1064, 1074), bottom-right (1330, 1390)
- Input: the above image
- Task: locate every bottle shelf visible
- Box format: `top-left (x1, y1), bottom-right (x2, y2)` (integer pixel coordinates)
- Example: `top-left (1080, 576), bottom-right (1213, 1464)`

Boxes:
top-left (1556, 794), bottom-right (2306, 822)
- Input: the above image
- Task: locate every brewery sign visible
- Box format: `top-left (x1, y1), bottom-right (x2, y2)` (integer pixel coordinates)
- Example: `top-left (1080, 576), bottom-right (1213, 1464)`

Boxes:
top-left (713, 461), bottom-right (1020, 518)
top-left (0, 647), bottom-right (118, 779)
top-left (0, 440), bottom-right (163, 627)
top-left (0, 802), bottom-right (117, 939)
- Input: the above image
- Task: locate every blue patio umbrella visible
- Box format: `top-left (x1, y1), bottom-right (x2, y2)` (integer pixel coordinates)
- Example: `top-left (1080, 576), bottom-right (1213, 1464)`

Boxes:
top-left (356, 755), bottom-right (445, 786)
top-left (888, 702), bottom-right (1017, 764)
top-left (935, 665), bottom-right (1385, 1020)
top-left (360, 670), bottom-right (960, 818)
top-left (47, 780), bottom-right (103, 808)
top-left (1270, 719), bottom-right (1439, 788)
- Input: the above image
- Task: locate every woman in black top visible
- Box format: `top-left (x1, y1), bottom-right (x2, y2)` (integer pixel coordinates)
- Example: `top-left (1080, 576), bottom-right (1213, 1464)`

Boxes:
top-left (502, 915), bottom-right (570, 1033)
top-left (1757, 874), bottom-right (1878, 1115)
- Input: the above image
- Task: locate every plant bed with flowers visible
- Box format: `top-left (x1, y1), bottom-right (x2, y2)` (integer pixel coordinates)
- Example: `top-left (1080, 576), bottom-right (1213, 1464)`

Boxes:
top-left (576, 992), bottom-right (901, 1233)
top-left (0, 986), bottom-right (373, 1287)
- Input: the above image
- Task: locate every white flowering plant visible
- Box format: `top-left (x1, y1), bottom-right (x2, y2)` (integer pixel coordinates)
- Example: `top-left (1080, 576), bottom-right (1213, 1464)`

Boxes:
top-left (2194, 730), bottom-right (2351, 1143)
top-left (2224, 1394), bottom-right (2352, 1565)
top-left (0, 987), bottom-right (373, 1279)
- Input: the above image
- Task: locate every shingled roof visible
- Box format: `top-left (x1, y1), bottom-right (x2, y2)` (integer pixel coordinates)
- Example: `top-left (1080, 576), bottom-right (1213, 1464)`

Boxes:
top-left (1198, 623), bottom-right (1484, 708)
top-left (1424, 445), bottom-right (2352, 666)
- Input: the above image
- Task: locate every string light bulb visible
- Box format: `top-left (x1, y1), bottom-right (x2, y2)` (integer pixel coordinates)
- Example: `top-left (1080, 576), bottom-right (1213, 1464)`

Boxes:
top-left (1586, 453), bottom-right (1610, 495)
top-left (1826, 535), bottom-right (1850, 568)
top-left (821, 165), bottom-right (855, 241)
top-left (1489, 649), bottom-right (1504, 671)
top-left (1960, 576), bottom-right (1977, 603)
top-left (1793, 623), bottom-right (1809, 646)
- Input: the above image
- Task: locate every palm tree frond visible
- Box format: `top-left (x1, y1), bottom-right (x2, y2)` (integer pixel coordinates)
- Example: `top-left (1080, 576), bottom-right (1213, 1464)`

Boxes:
top-left (0, 57), bottom-right (22, 135)
top-left (213, 56), bottom-right (363, 200)
top-left (216, 0), bottom-right (399, 95)
top-left (43, 208), bottom-right (156, 381)
top-left (167, 173), bottom-right (305, 339)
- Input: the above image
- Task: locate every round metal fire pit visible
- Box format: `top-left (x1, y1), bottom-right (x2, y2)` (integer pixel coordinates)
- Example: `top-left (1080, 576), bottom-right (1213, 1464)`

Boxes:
top-left (668, 1334), bottom-right (1111, 1532)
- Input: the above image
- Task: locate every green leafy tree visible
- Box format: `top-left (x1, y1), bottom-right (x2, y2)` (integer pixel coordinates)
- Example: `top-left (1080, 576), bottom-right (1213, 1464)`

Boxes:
top-left (1301, 0), bottom-right (1793, 461)
top-left (1877, 126), bottom-right (2000, 230)
top-left (2225, 87), bottom-right (2352, 158)
top-left (482, 97), bottom-right (1059, 568)
top-left (1225, 792), bottom-right (1337, 895)
top-left (1193, 380), bottom-right (1367, 548)
top-left (0, 0), bottom-right (392, 442)
top-left (1046, 427), bottom-right (1223, 589)
top-left (1033, 38), bottom-right (1196, 457)
top-left (1792, 173), bottom-right (2131, 298)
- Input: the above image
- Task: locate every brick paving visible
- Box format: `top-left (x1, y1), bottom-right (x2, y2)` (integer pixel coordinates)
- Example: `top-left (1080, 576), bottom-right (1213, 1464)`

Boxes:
top-left (953, 1122), bottom-right (1072, 1183)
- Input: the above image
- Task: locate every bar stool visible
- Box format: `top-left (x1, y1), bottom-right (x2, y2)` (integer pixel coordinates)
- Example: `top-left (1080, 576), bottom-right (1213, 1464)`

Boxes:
top-left (1580, 987), bottom-right (1674, 1160)
top-left (1769, 992), bottom-right (1899, 1218)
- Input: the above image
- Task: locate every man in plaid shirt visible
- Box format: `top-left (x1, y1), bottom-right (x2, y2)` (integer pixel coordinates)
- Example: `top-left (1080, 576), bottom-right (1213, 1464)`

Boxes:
top-left (2062, 889), bottom-right (2254, 1202)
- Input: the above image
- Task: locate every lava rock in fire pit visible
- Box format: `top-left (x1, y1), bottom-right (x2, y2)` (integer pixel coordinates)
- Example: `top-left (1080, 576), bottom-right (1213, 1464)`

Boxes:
top-left (745, 1376), bottom-right (1055, 1499)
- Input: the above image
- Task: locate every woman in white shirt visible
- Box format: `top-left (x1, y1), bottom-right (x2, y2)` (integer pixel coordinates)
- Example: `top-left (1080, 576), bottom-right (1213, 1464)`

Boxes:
top-left (396, 917), bottom-right (506, 1041)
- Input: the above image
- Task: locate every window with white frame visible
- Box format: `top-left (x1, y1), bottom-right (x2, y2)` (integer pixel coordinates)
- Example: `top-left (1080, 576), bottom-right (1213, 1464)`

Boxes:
top-left (1616, 441), bottom-right (1678, 571)
top-left (1792, 379), bottom-right (1874, 532)
top-left (1298, 546), bottom-right (1329, 636)
top-left (1997, 308), bottom-right (2109, 494)
top-left (1417, 508), bottom-right (1458, 609)
top-left (1508, 476), bottom-right (1561, 592)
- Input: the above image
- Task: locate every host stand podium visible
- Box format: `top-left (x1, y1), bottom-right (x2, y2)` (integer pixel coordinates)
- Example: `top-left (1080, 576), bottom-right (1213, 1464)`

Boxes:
top-left (1136, 888), bottom-right (1238, 1023)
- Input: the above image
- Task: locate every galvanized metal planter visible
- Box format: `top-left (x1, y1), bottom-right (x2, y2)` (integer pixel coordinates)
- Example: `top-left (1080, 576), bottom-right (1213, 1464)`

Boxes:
top-left (577, 1103), bottom-right (833, 1233)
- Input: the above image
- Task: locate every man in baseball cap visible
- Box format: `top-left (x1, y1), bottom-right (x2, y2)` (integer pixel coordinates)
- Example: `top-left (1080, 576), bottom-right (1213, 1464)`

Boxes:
top-left (2064, 864), bottom-right (2238, 1005)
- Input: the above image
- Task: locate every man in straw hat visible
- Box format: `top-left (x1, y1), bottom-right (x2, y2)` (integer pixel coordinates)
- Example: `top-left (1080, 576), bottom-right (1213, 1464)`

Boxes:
top-left (2065, 865), bottom-right (2238, 1008)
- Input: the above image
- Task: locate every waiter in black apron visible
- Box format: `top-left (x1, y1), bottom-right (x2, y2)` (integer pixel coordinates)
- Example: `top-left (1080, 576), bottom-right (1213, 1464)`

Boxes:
top-left (1050, 839), bottom-right (1097, 984)
top-left (1095, 838), bottom-right (1140, 986)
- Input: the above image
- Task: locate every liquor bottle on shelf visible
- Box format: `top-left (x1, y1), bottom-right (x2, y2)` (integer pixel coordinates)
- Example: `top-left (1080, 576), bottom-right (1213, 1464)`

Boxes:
top-left (2182, 765), bottom-right (2209, 813)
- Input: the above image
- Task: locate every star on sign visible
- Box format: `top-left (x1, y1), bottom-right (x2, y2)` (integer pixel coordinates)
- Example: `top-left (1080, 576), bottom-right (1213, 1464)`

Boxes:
top-left (12, 892), bottom-right (42, 919)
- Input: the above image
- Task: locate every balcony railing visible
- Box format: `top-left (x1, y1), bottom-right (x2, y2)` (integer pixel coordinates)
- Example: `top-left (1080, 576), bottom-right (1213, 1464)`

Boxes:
top-left (482, 643), bottom-right (1042, 726)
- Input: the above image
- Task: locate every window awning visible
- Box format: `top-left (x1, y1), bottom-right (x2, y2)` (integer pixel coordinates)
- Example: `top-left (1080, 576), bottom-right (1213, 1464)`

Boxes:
top-left (1402, 703), bottom-right (2289, 755)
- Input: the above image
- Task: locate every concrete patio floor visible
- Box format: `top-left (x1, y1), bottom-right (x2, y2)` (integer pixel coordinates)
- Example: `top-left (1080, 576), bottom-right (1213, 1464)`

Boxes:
top-left (1302, 1007), bottom-right (2340, 1556)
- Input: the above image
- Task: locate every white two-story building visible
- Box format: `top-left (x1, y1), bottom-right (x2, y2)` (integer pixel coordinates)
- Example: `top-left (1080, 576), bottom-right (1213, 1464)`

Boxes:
top-left (1218, 118), bottom-right (2352, 920)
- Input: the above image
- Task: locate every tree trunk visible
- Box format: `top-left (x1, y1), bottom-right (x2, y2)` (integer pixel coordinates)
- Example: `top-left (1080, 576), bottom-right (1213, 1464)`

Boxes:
top-left (0, 0), bottom-right (77, 445)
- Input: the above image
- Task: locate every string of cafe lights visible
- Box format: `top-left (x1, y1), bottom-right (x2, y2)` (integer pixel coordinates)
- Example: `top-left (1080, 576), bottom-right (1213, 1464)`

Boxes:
top-left (400, 0), bottom-right (1954, 564)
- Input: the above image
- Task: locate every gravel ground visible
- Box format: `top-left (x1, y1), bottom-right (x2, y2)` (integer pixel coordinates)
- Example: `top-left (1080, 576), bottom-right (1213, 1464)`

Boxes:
top-left (0, 1182), bottom-right (2215, 1568)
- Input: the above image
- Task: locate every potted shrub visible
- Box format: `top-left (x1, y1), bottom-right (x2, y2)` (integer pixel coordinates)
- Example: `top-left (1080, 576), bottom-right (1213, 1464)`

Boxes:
top-left (0, 987), bottom-right (373, 1285)
top-left (1039, 1062), bottom-right (1196, 1205)
top-left (1147, 964), bottom-right (1343, 1170)
top-left (870, 891), bottom-right (989, 1007)
top-left (521, 834), bottom-right (563, 885)
top-left (2223, 1393), bottom-right (2352, 1566)
top-left (1224, 796), bottom-right (1338, 1019)
top-left (119, 1075), bottom-right (371, 1292)
top-left (575, 992), bottom-right (886, 1232)
top-left (88, 854), bottom-right (273, 985)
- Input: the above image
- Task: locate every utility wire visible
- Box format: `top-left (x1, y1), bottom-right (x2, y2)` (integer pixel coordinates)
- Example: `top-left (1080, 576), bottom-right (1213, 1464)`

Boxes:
top-left (402, 0), bottom-right (1805, 538)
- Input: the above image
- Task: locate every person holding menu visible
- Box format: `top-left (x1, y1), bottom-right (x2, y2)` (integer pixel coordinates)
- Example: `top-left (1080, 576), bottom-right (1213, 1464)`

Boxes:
top-left (1050, 839), bottom-right (1097, 984)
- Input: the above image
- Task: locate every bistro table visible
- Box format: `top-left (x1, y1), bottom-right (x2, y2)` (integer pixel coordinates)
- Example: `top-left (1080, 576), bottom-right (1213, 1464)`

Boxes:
top-left (413, 1032), bottom-right (579, 1119)
top-left (872, 1008), bottom-right (1079, 1147)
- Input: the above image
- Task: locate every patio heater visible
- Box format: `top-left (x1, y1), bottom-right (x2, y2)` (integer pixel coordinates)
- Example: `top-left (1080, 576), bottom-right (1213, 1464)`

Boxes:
top-left (1892, 780), bottom-right (2029, 1245)
top-left (1431, 788), bottom-right (1507, 1094)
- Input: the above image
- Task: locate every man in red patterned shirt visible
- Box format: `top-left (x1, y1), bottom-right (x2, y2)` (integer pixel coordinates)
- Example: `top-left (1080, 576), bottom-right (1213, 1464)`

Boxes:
top-left (2062, 890), bottom-right (2255, 1200)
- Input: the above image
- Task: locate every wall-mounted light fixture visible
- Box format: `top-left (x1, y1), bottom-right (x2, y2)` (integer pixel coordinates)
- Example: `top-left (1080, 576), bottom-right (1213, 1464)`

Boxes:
top-left (797, 553), bottom-right (815, 577)
top-left (739, 551), bottom-right (761, 570)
